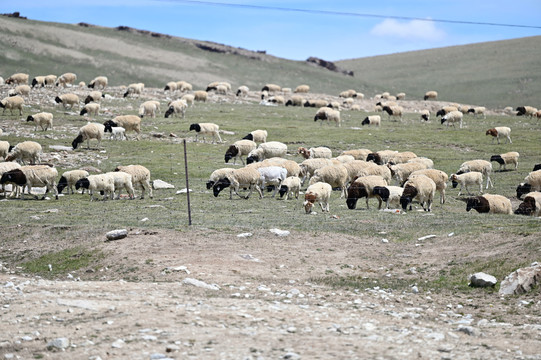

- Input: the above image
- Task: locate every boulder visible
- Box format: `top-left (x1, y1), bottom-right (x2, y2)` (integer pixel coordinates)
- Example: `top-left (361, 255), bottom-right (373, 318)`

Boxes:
top-left (469, 272), bottom-right (497, 288)
top-left (499, 263), bottom-right (541, 295)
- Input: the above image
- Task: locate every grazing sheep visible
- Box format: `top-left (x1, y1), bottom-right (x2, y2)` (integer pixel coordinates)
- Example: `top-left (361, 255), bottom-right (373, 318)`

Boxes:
top-left (309, 164), bottom-right (348, 198)
top-left (514, 192), bottom-right (541, 216)
top-left (9, 84), bottom-right (31, 96)
top-left (516, 170), bottom-right (541, 199)
top-left (294, 85), bottom-right (310, 93)
top-left (457, 160), bottom-right (493, 189)
top-left (441, 110), bottom-right (463, 128)
top-left (26, 112), bottom-right (53, 131)
top-left (303, 182), bottom-right (332, 213)
top-left (299, 158), bottom-right (336, 185)
top-left (5, 141), bottom-right (42, 164)
top-left (388, 151), bottom-right (418, 165)
top-left (285, 95), bottom-right (306, 107)
top-left (206, 168), bottom-right (235, 189)
top-left (346, 175), bottom-right (388, 209)
top-left (108, 126), bottom-right (126, 141)
top-left (5, 73), bottom-right (29, 85)
top-left (297, 146), bottom-right (332, 159)
top-left (382, 105), bottom-right (403, 121)
top-left (407, 157), bottom-right (434, 169)
top-left (194, 91), bottom-right (208, 102)
top-left (466, 194), bottom-right (512, 215)
top-left (342, 98), bottom-right (354, 108)
top-left (56, 73), bottom-right (77, 87)
top-left (246, 141), bottom-right (288, 164)
top-left (340, 149), bottom-right (372, 161)
top-left (0, 162), bottom-right (21, 197)
top-left (0, 140), bottom-right (10, 160)
top-left (57, 169), bottom-right (90, 194)
top-left (304, 99), bottom-right (329, 108)
top-left (436, 106), bottom-right (458, 117)
top-left (181, 94), bottom-right (195, 107)
top-left (490, 151), bottom-right (519, 171)
top-left (267, 95), bottom-right (285, 105)
top-left (339, 89), bottom-right (357, 98)
top-left (123, 83), bottom-right (144, 97)
top-left (0, 164), bottom-right (58, 200)
top-left (468, 106), bottom-right (486, 119)
top-left (516, 106), bottom-right (538, 117)
top-left (32, 76), bottom-right (46, 88)
top-left (80, 103), bottom-right (100, 117)
top-left (423, 91), bottom-right (438, 101)
top-left (251, 158), bottom-right (301, 178)
top-left (242, 129), bottom-right (267, 143)
top-left (372, 185), bottom-right (404, 209)
top-left (396, 92), bottom-right (406, 100)
top-left (257, 166), bottom-right (287, 198)
top-left (206, 81), bottom-right (231, 93)
top-left (486, 127), bottom-right (512, 144)
top-left (114, 165), bottom-right (153, 199)
top-left (105, 171), bottom-right (135, 199)
top-left (420, 109), bottom-right (430, 122)
top-left (139, 100), bottom-right (160, 118)
top-left (342, 161), bottom-right (385, 185)
top-left (165, 99), bottom-right (188, 119)
top-left (55, 93), bottom-right (80, 109)
top-left (0, 96), bottom-right (24, 115)
top-left (177, 81), bottom-right (193, 92)
top-left (236, 85), bottom-right (249, 97)
top-left (328, 100), bottom-right (341, 110)
top-left (400, 174), bottom-right (436, 212)
top-left (224, 140), bottom-right (257, 165)
top-left (164, 81), bottom-right (177, 92)
top-left (104, 115), bottom-right (141, 140)
top-left (332, 155), bottom-right (355, 164)
top-left (314, 107), bottom-right (341, 127)
top-left (361, 115), bottom-right (381, 127)
top-left (450, 172), bottom-right (483, 196)
top-left (72, 122), bottom-right (105, 149)
top-left (388, 162), bottom-right (428, 185)
top-left (408, 169), bottom-right (448, 204)
top-left (278, 176), bottom-right (301, 200)
top-left (261, 84), bottom-right (281, 93)
top-left (212, 166), bottom-right (262, 200)
top-left (84, 91), bottom-right (103, 104)
top-left (75, 173), bottom-right (115, 201)
top-left (366, 150), bottom-right (398, 165)
top-left (88, 76), bottom-right (108, 89)
top-left (189, 123), bottom-right (222, 143)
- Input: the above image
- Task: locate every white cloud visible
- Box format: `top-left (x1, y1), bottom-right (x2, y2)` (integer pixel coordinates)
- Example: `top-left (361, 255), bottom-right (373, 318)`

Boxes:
top-left (370, 18), bottom-right (446, 42)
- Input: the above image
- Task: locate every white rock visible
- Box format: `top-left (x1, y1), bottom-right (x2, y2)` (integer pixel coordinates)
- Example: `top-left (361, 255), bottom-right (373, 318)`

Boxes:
top-left (47, 337), bottom-right (70, 349)
top-left (111, 339), bottom-right (125, 348)
top-left (105, 229), bottom-right (128, 241)
top-left (469, 272), bottom-right (497, 288)
top-left (182, 278), bottom-right (220, 291)
top-left (153, 179), bottom-right (175, 189)
top-left (49, 145), bottom-right (73, 152)
top-left (381, 238), bottom-right (389, 243)
top-left (269, 228), bottom-right (290, 237)
top-left (176, 188), bottom-right (192, 194)
top-left (236, 232), bottom-right (252, 238)
top-left (417, 234), bottom-right (436, 241)
top-left (499, 264), bottom-right (541, 295)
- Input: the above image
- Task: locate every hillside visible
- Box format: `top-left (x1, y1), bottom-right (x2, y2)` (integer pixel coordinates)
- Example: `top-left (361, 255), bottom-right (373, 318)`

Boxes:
top-left (1, 15), bottom-right (540, 108)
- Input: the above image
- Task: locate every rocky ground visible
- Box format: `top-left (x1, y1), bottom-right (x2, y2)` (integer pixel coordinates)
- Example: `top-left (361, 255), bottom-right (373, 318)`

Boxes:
top-left (1, 227), bottom-right (540, 360)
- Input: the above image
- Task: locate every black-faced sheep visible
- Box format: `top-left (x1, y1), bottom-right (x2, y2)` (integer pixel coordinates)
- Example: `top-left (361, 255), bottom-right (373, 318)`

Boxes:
top-left (486, 127), bottom-right (512, 144)
top-left (72, 122), bottom-right (105, 149)
top-left (382, 105), bottom-right (403, 121)
top-left (206, 168), bottom-right (235, 190)
top-left (114, 165), bottom-right (153, 199)
top-left (242, 130), bottom-right (267, 143)
top-left (236, 85), bottom-right (249, 97)
top-left (436, 106), bottom-right (458, 117)
top-left (88, 76), bottom-right (108, 89)
top-left (55, 94), bottom-right (79, 109)
top-left (5, 73), bottom-right (29, 85)
top-left (441, 110), bottom-right (463, 128)
top-left (0, 96), bottom-right (24, 115)
top-left (9, 84), bottom-right (31, 97)
top-left (104, 115), bottom-right (141, 140)
top-left (261, 84), bottom-right (281, 93)
top-left (372, 185), bottom-right (404, 209)
top-left (346, 175), bottom-right (388, 209)
top-left (423, 91), bottom-right (438, 101)
top-left (285, 96), bottom-right (306, 107)
top-left (0, 162), bottom-right (21, 197)
top-left (400, 174), bottom-right (436, 212)
top-left (366, 150), bottom-right (398, 165)
top-left (189, 123), bottom-right (222, 143)
top-left (466, 194), bottom-right (512, 215)
top-left (467, 106), bottom-right (486, 119)
top-left (212, 166), bottom-right (262, 200)
top-left (490, 151), bottom-right (519, 171)
top-left (80, 103), bottom-right (100, 117)
top-left (278, 176), bottom-right (301, 200)
top-left (56, 73), bottom-right (77, 87)
top-left (420, 109), bottom-right (430, 122)
top-left (224, 140), bottom-right (257, 165)
top-left (514, 192), bottom-right (541, 216)
top-left (303, 182), bottom-right (332, 214)
top-left (165, 99), bottom-right (188, 118)
top-left (304, 99), bottom-right (329, 108)
top-left (314, 107), bottom-right (341, 127)
top-left (516, 106), bottom-right (538, 117)
top-left (0, 164), bottom-right (58, 200)
top-left (516, 170), bottom-right (541, 199)
top-left (26, 112), bottom-right (53, 131)
top-left (75, 174), bottom-right (115, 201)
top-left (361, 115), bottom-right (381, 127)
top-left (246, 141), bottom-right (287, 164)
top-left (57, 169), bottom-right (90, 194)
top-left (84, 91), bottom-right (103, 104)
top-left (297, 146), bottom-right (332, 159)
top-left (123, 83), bottom-right (144, 97)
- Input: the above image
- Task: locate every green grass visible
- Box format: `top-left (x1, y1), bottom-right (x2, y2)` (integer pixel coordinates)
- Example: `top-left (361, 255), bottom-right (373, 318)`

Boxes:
top-left (21, 246), bottom-right (103, 276)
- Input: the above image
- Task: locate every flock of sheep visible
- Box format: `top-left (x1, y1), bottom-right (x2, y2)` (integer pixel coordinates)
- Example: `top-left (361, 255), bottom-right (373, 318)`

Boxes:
top-left (0, 71), bottom-right (540, 219)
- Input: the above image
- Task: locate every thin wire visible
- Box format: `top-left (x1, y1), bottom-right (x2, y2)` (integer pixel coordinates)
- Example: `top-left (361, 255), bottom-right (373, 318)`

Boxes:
top-left (155, 0), bottom-right (541, 30)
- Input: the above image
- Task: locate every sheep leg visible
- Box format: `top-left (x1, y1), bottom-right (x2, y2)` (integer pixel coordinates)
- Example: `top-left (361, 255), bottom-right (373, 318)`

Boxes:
top-left (440, 190), bottom-right (445, 204)
top-left (254, 184), bottom-right (263, 199)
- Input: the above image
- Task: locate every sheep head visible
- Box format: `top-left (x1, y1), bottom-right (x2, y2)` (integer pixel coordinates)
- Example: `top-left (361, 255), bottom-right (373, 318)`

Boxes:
top-left (54, 96), bottom-right (62, 104)
top-left (490, 155), bottom-right (505, 165)
top-left (361, 117), bottom-right (370, 126)
top-left (346, 181), bottom-right (367, 209)
top-left (0, 169), bottom-right (26, 186)
top-left (516, 183), bottom-right (532, 199)
top-left (303, 192), bottom-right (317, 213)
top-left (278, 185), bottom-right (289, 198)
top-left (466, 196), bottom-right (490, 213)
top-left (26, 115), bottom-right (34, 122)
top-left (57, 176), bottom-right (68, 194)
top-left (224, 145), bottom-right (238, 163)
top-left (212, 178), bottom-right (231, 197)
top-left (486, 128), bottom-right (497, 137)
top-left (164, 106), bottom-right (174, 118)
top-left (297, 147), bottom-right (310, 159)
top-left (71, 134), bottom-right (84, 149)
top-left (514, 196), bottom-right (536, 216)
top-left (75, 178), bottom-right (90, 190)
top-left (400, 185), bottom-right (418, 211)
top-left (189, 123), bottom-right (201, 132)
top-left (242, 133), bottom-right (254, 141)
top-left (372, 186), bottom-right (390, 202)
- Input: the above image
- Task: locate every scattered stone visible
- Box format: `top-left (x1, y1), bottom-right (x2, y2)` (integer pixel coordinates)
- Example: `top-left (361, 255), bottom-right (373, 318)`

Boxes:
top-left (381, 238), bottom-right (389, 243)
top-left (140, 218), bottom-right (149, 222)
top-left (153, 179), bottom-right (174, 189)
top-left (49, 145), bottom-right (73, 151)
top-left (269, 228), bottom-right (290, 237)
top-left (47, 337), bottom-right (70, 349)
top-left (283, 352), bottom-right (301, 359)
top-left (105, 229), bottom-right (128, 241)
top-left (166, 344), bottom-right (180, 352)
top-left (499, 263), bottom-right (541, 295)
top-left (182, 278), bottom-right (220, 291)
top-left (111, 339), bottom-right (125, 348)
top-left (417, 234), bottom-right (436, 241)
top-left (469, 272), bottom-right (497, 288)
top-left (165, 266), bottom-right (190, 274)
top-left (176, 188), bottom-right (192, 194)
top-left (457, 326), bottom-right (476, 336)
top-left (237, 232), bottom-right (252, 238)
top-left (240, 254), bottom-right (260, 262)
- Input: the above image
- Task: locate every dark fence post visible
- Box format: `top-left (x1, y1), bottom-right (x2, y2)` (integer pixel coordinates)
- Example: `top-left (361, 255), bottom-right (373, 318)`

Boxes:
top-left (183, 139), bottom-right (192, 226)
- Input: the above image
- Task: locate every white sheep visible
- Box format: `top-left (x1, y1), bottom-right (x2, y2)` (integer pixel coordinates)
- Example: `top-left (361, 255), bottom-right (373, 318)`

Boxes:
top-left (361, 115), bottom-right (381, 127)
top-left (55, 93), bottom-right (79, 109)
top-left (189, 123), bottom-right (222, 143)
top-left (388, 162), bottom-right (428, 185)
top-left (382, 105), bottom-right (403, 121)
top-left (261, 84), bottom-right (281, 93)
top-left (420, 109), bottom-right (430, 122)
top-left (342, 160), bottom-right (378, 185)
top-left (72, 122), bottom-right (105, 149)
top-left (84, 91), bottom-right (103, 104)
top-left (285, 95), bottom-right (306, 107)
top-left (303, 182), bottom-right (332, 213)
top-left (450, 172), bottom-right (483, 196)
top-left (490, 151), bottom-right (519, 171)
top-left (441, 110), bottom-right (463, 128)
top-left (75, 173), bottom-right (115, 201)
top-left (400, 174), bottom-right (436, 212)
top-left (9, 84), bottom-right (31, 96)
top-left (339, 89), bottom-right (357, 98)
top-left (165, 99), bottom-right (188, 118)
top-left (408, 169), bottom-right (448, 204)
top-left (181, 94), bottom-right (195, 107)
top-left (486, 127), bottom-right (512, 144)
top-left (309, 164), bottom-right (348, 198)
top-left (457, 159), bottom-right (493, 189)
top-left (5, 73), bottom-right (29, 85)
top-left (346, 175), bottom-right (388, 209)
top-left (242, 129), bottom-right (267, 143)
top-left (177, 81), bottom-right (193, 92)
top-left (26, 112), bottom-right (53, 131)
top-left (224, 140), bottom-right (257, 165)
top-left (43, 74), bottom-right (57, 87)
top-left (104, 115), bottom-right (141, 140)
top-left (0, 162), bottom-right (21, 197)
top-left (123, 83), bottom-right (144, 97)
top-left (332, 155), bottom-right (355, 163)
top-left (388, 151), bottom-right (418, 165)
top-left (278, 176), bottom-right (301, 200)
top-left (57, 169), bottom-right (90, 194)
top-left (246, 141), bottom-right (288, 164)
top-left (314, 107), bottom-right (341, 127)
top-left (372, 185), bottom-right (404, 209)
top-left (436, 106), bottom-right (458, 117)
top-left (138, 100), bottom-right (160, 118)
top-left (164, 81), bottom-right (177, 92)
top-left (212, 166), bottom-right (262, 200)
top-left (366, 150), bottom-right (398, 165)
top-left (109, 127), bottom-right (126, 141)
top-left (294, 85), bottom-right (310, 93)
top-left (88, 76), bottom-right (108, 89)
top-left (407, 157), bottom-right (434, 169)
top-left (0, 140), bottom-right (10, 160)
top-left (194, 90), bottom-right (208, 102)
top-left (80, 103), bottom-right (100, 117)
top-left (516, 170), bottom-right (541, 199)
top-left (340, 149), bottom-right (372, 161)
top-left (515, 192), bottom-right (541, 216)
top-left (299, 158), bottom-right (336, 185)
top-left (423, 91), bottom-right (438, 100)
top-left (468, 106), bottom-right (486, 119)
top-left (257, 166), bottom-right (287, 198)
top-left (206, 168), bottom-right (235, 189)
top-left (114, 165), bottom-right (153, 199)
top-left (466, 194), bottom-right (512, 215)
top-left (56, 73), bottom-right (77, 87)
top-left (105, 171), bottom-right (135, 199)
top-left (0, 96), bottom-right (24, 115)
top-left (297, 146), bottom-right (332, 159)
top-left (5, 141), bottom-right (42, 164)
top-left (1, 164), bottom-right (58, 200)
top-left (236, 85), bottom-right (249, 97)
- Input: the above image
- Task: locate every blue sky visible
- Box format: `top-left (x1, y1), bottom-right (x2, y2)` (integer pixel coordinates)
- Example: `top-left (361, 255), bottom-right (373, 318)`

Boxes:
top-left (4, 0), bottom-right (541, 61)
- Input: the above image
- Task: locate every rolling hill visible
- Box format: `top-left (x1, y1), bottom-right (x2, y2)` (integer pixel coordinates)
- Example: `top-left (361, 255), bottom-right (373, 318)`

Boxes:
top-left (1, 15), bottom-right (540, 108)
